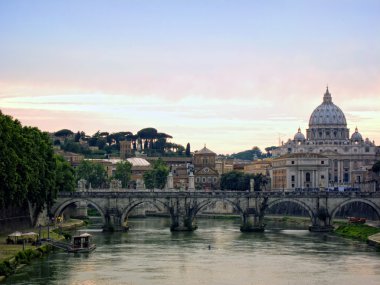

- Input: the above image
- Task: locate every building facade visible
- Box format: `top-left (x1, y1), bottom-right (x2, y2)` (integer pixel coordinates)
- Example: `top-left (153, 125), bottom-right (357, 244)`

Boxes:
top-left (272, 87), bottom-right (379, 189)
top-left (193, 146), bottom-right (219, 190)
top-left (270, 153), bottom-right (329, 191)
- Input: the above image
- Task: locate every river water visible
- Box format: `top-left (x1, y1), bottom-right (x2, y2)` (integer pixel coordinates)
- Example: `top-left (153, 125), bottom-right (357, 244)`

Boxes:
top-left (3, 217), bottom-right (380, 285)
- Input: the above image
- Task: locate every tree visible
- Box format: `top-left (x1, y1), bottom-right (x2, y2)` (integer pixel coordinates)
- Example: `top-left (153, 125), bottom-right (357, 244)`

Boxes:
top-left (185, 143), bottom-right (191, 156)
top-left (229, 147), bottom-right (263, 161)
top-left (76, 160), bottom-right (107, 188)
top-left (137, 128), bottom-right (158, 140)
top-left (220, 171), bottom-right (249, 191)
top-left (265, 146), bottom-right (278, 157)
top-left (252, 173), bottom-right (267, 191)
top-left (74, 131), bottom-right (81, 142)
top-left (113, 161), bottom-right (132, 188)
top-left (55, 155), bottom-right (76, 192)
top-left (143, 171), bottom-right (155, 189)
top-left (0, 111), bottom-right (75, 219)
top-left (54, 129), bottom-right (74, 137)
top-left (143, 158), bottom-right (169, 190)
top-left (220, 171), bottom-right (267, 191)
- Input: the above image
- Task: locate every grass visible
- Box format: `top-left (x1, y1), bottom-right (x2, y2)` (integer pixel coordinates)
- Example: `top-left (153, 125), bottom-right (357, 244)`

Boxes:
top-left (334, 223), bottom-right (380, 242)
top-left (0, 219), bottom-right (84, 263)
top-left (0, 218), bottom-right (86, 278)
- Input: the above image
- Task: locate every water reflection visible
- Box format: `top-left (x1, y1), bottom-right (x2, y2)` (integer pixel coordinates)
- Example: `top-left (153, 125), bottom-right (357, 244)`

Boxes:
top-left (3, 217), bottom-right (380, 285)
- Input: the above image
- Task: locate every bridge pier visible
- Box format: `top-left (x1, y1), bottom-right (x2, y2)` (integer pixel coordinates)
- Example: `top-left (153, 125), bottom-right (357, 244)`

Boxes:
top-left (309, 207), bottom-right (334, 232)
top-left (240, 197), bottom-right (268, 232)
top-left (240, 208), bottom-right (265, 232)
top-left (103, 209), bottom-right (128, 232)
top-left (169, 199), bottom-right (198, 232)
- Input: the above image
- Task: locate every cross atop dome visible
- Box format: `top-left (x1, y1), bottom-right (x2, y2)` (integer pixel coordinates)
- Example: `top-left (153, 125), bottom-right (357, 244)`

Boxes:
top-left (323, 86), bottom-right (332, 103)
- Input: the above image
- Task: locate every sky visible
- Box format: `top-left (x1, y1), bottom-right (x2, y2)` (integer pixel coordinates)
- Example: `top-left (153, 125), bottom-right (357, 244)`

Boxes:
top-left (0, 0), bottom-right (379, 154)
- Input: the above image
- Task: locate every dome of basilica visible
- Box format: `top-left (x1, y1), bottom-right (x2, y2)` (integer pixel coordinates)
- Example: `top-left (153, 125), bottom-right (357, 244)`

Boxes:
top-left (308, 87), bottom-right (347, 127)
top-left (294, 127), bottom-right (306, 141)
top-left (351, 127), bottom-right (363, 142)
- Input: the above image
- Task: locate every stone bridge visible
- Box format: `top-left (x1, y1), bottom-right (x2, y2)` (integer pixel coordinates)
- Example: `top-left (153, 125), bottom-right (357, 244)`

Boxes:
top-left (51, 190), bottom-right (380, 232)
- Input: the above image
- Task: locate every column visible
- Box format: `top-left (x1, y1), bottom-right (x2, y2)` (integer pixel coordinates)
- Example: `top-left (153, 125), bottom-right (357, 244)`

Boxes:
top-left (298, 170), bottom-right (301, 188)
top-left (337, 161), bottom-right (341, 184)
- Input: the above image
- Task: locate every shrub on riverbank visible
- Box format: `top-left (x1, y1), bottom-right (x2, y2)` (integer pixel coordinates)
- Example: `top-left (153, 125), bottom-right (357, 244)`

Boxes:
top-left (0, 244), bottom-right (51, 277)
top-left (335, 224), bottom-right (380, 241)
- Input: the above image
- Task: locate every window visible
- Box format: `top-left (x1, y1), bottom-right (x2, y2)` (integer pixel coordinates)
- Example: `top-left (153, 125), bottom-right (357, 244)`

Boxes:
top-left (321, 175), bottom-right (325, 179)
top-left (365, 147), bottom-right (370, 153)
top-left (291, 161), bottom-right (295, 165)
top-left (292, 184), bottom-right (295, 188)
top-left (202, 177), bottom-right (206, 183)
top-left (306, 172), bottom-right (311, 182)
top-left (321, 160), bottom-right (324, 164)
top-left (196, 177), bottom-right (200, 183)
top-left (291, 175), bottom-right (295, 182)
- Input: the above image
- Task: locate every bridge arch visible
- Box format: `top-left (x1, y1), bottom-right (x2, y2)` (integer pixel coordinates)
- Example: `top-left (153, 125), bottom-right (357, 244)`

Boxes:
top-left (120, 199), bottom-right (168, 223)
top-left (267, 198), bottom-right (315, 223)
top-left (193, 198), bottom-right (245, 217)
top-left (53, 198), bottom-right (106, 224)
top-left (330, 198), bottom-right (380, 221)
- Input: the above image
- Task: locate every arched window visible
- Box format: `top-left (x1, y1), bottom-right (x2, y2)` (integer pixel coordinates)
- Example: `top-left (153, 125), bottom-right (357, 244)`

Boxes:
top-left (306, 172), bottom-right (311, 182)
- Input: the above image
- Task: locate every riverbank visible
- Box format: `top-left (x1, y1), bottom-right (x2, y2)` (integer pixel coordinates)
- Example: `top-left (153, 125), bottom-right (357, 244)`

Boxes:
top-left (334, 223), bottom-right (380, 246)
top-left (0, 219), bottom-right (85, 281)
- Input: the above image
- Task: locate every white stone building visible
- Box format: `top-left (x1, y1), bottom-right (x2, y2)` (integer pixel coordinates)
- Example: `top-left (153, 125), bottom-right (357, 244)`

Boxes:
top-left (272, 87), bottom-right (379, 189)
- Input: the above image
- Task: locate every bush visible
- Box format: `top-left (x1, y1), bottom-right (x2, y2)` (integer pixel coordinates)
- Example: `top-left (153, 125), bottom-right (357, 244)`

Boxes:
top-left (15, 251), bottom-right (27, 263)
top-left (0, 262), bottom-right (12, 276)
top-left (0, 260), bottom-right (15, 276)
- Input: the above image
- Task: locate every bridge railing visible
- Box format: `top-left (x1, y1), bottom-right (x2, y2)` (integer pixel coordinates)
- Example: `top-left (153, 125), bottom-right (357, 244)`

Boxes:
top-left (57, 190), bottom-right (380, 199)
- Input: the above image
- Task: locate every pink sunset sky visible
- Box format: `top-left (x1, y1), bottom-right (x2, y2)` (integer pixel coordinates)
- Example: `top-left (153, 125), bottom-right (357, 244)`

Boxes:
top-left (1, 1), bottom-right (379, 154)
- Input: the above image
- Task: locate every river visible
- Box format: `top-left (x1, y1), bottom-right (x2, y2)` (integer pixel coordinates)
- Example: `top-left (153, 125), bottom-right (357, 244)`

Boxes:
top-left (3, 217), bottom-right (380, 285)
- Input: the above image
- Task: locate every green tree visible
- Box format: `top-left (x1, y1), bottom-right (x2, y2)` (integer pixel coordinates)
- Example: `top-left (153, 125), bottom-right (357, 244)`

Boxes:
top-left (76, 160), bottom-right (107, 188)
top-left (54, 129), bottom-right (74, 137)
top-left (143, 171), bottom-right (155, 189)
top-left (113, 161), bottom-right (132, 188)
top-left (143, 158), bottom-right (169, 190)
top-left (185, 143), bottom-right (191, 156)
top-left (0, 111), bottom-right (75, 219)
top-left (74, 131), bottom-right (81, 142)
top-left (229, 147), bottom-right (263, 161)
top-left (220, 171), bottom-right (266, 191)
top-left (55, 155), bottom-right (76, 192)
top-left (220, 171), bottom-right (248, 191)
